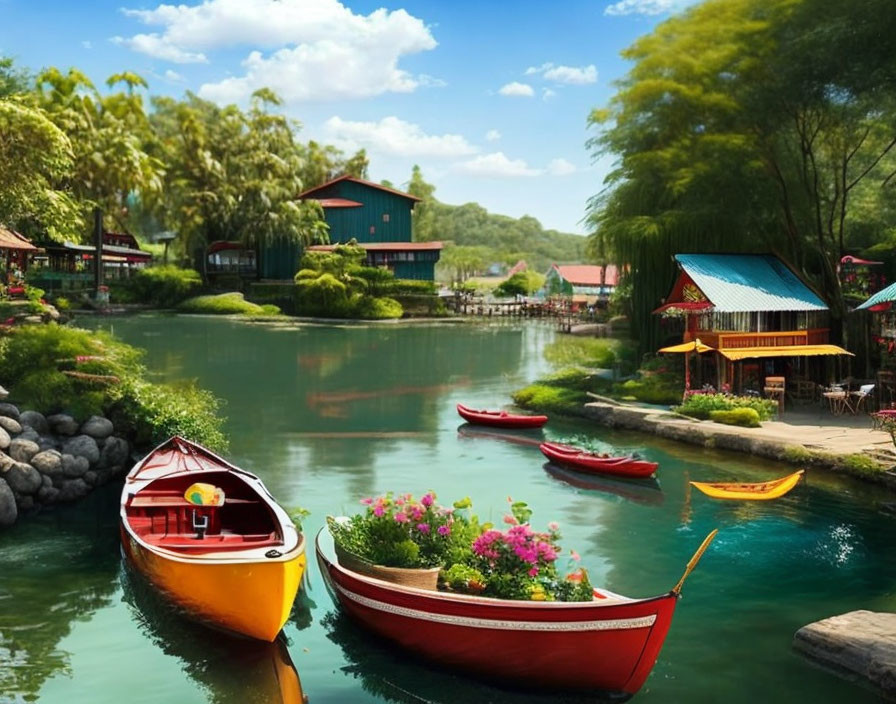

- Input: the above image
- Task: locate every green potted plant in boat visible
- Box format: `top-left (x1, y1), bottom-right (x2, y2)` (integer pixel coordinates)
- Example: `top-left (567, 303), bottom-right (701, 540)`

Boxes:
top-left (327, 491), bottom-right (480, 591)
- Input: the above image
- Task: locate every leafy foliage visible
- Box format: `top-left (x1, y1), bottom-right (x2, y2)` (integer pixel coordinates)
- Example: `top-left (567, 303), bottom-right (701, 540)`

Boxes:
top-left (588, 0), bottom-right (896, 351)
top-left (543, 337), bottom-right (618, 369)
top-left (674, 393), bottom-right (778, 421)
top-left (495, 270), bottom-right (546, 297)
top-left (708, 408), bottom-right (761, 428)
top-left (118, 266), bottom-right (202, 307)
top-left (0, 324), bottom-right (226, 449)
top-left (177, 292), bottom-right (280, 316)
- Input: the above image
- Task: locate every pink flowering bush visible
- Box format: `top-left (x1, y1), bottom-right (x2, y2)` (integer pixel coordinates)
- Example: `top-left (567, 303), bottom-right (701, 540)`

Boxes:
top-left (466, 500), bottom-right (593, 602)
top-left (328, 492), bottom-right (479, 568)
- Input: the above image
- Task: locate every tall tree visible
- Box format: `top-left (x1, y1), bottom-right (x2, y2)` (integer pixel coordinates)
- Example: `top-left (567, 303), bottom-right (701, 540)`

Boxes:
top-left (34, 67), bottom-right (163, 235)
top-left (588, 0), bottom-right (896, 350)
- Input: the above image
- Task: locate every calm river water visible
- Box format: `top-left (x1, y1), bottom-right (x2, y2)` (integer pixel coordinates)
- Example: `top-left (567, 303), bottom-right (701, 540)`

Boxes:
top-left (2, 315), bottom-right (895, 703)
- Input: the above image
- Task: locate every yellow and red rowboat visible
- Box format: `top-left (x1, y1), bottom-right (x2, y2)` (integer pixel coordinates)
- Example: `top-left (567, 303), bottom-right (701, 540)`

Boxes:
top-left (120, 436), bottom-right (305, 641)
top-left (690, 469), bottom-right (805, 500)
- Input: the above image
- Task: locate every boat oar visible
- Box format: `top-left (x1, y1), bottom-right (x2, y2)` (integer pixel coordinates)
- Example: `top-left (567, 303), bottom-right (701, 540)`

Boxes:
top-left (671, 528), bottom-right (718, 596)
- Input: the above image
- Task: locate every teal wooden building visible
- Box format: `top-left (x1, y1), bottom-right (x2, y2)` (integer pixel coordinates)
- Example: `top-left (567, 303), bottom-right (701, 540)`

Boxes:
top-left (300, 176), bottom-right (442, 281)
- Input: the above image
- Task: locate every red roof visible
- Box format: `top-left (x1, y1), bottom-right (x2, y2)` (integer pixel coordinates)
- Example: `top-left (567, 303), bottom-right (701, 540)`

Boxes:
top-left (208, 241), bottom-right (252, 253)
top-left (298, 175), bottom-right (421, 202)
top-left (307, 241), bottom-right (443, 252)
top-left (553, 264), bottom-right (618, 287)
top-left (508, 260), bottom-right (527, 276)
top-left (316, 198), bottom-right (363, 208)
top-left (0, 226), bottom-right (37, 251)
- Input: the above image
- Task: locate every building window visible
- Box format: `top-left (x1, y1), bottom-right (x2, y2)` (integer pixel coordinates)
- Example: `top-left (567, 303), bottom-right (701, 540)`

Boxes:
top-left (369, 226), bottom-right (376, 235)
top-left (382, 213), bottom-right (390, 223)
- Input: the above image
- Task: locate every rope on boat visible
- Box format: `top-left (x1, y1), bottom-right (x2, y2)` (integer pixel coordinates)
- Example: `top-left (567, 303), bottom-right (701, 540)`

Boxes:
top-left (672, 528), bottom-right (718, 596)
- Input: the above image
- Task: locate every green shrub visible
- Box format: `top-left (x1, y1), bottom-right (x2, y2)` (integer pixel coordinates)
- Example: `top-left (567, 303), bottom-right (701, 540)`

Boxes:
top-left (391, 279), bottom-right (437, 295)
top-left (544, 337), bottom-right (617, 369)
top-left (842, 453), bottom-right (885, 477)
top-left (494, 271), bottom-right (544, 297)
top-left (512, 384), bottom-right (586, 416)
top-left (125, 266), bottom-right (202, 307)
top-left (708, 408), bottom-right (761, 427)
top-left (0, 324), bottom-right (226, 450)
top-left (613, 355), bottom-right (685, 404)
top-left (782, 445), bottom-right (812, 464)
top-left (178, 292), bottom-right (277, 316)
top-left (354, 296), bottom-right (403, 319)
top-left (53, 296), bottom-right (71, 311)
top-left (674, 393), bottom-right (778, 421)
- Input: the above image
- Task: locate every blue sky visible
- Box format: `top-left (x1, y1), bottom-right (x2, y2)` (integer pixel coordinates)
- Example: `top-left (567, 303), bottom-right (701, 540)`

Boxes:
top-left (0, 0), bottom-right (694, 235)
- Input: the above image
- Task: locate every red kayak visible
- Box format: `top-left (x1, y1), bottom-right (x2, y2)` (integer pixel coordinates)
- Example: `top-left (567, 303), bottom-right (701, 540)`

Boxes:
top-left (456, 403), bottom-right (548, 429)
top-left (317, 527), bottom-right (716, 697)
top-left (540, 442), bottom-right (659, 478)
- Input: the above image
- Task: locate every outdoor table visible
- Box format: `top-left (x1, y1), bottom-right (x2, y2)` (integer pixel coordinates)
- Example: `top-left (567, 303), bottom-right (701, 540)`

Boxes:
top-left (823, 390), bottom-right (853, 415)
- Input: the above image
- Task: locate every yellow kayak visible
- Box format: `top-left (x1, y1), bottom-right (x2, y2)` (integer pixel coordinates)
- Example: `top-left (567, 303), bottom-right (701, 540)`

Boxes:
top-left (690, 470), bottom-right (804, 500)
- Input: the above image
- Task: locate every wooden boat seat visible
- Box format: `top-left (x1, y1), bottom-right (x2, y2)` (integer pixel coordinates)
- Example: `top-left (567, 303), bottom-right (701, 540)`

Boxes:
top-left (145, 531), bottom-right (280, 551)
top-left (129, 495), bottom-right (259, 508)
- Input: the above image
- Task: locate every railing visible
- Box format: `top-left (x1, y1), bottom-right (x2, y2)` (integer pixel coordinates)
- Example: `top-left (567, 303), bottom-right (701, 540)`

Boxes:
top-left (207, 264), bottom-right (257, 275)
top-left (685, 329), bottom-right (830, 349)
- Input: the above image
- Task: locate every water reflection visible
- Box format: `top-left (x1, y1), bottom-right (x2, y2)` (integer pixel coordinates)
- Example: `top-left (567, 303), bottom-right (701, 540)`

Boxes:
top-left (0, 485), bottom-right (121, 702)
top-left (544, 462), bottom-right (665, 506)
top-left (121, 565), bottom-right (308, 704)
top-left (322, 611), bottom-right (613, 704)
top-left (456, 423), bottom-right (545, 447)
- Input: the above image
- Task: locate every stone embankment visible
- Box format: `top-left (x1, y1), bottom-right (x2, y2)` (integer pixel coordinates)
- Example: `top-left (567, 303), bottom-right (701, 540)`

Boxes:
top-left (0, 404), bottom-right (130, 526)
top-left (794, 611), bottom-right (896, 699)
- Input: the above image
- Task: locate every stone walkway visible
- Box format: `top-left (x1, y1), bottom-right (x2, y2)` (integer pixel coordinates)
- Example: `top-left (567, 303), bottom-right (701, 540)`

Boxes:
top-left (582, 400), bottom-right (896, 479)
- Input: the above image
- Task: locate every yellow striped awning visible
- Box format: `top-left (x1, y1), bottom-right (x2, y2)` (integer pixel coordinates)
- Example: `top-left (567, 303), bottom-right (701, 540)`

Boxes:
top-left (718, 344), bottom-right (853, 361)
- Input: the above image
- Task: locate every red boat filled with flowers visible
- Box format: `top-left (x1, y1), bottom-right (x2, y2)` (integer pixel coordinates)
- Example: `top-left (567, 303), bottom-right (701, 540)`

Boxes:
top-left (456, 403), bottom-right (548, 429)
top-left (540, 441), bottom-right (659, 478)
top-left (319, 492), bottom-right (715, 698)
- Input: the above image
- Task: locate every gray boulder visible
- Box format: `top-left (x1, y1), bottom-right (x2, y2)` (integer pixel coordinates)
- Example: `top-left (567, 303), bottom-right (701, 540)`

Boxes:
top-left (47, 414), bottom-right (78, 436)
top-left (0, 478), bottom-right (16, 525)
top-left (83, 470), bottom-right (97, 487)
top-left (99, 437), bottom-right (129, 470)
top-left (8, 438), bottom-right (39, 464)
top-left (57, 478), bottom-right (89, 502)
top-left (16, 495), bottom-right (33, 511)
top-left (0, 451), bottom-right (12, 473)
top-left (0, 403), bottom-right (20, 420)
top-left (36, 435), bottom-right (58, 452)
top-left (31, 450), bottom-right (64, 476)
top-left (0, 427), bottom-right (9, 450)
top-left (19, 411), bottom-right (48, 435)
top-left (37, 484), bottom-right (59, 504)
top-left (4, 463), bottom-right (42, 495)
top-left (0, 416), bottom-right (22, 434)
top-left (794, 610), bottom-right (896, 697)
top-left (94, 464), bottom-right (125, 486)
top-left (40, 474), bottom-right (52, 489)
top-left (61, 435), bottom-right (100, 465)
top-left (17, 427), bottom-right (39, 443)
top-left (80, 415), bottom-right (114, 439)
top-left (62, 453), bottom-right (89, 478)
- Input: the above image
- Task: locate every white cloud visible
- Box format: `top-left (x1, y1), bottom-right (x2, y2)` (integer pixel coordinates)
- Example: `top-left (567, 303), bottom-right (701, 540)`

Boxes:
top-left (112, 33), bottom-right (208, 64)
top-left (81, 40), bottom-right (92, 50)
top-left (164, 69), bottom-right (185, 83)
top-left (604, 0), bottom-right (688, 16)
top-left (456, 152), bottom-right (540, 178)
top-left (547, 158), bottom-right (576, 176)
top-left (485, 129), bottom-right (501, 142)
top-left (323, 116), bottom-right (477, 157)
top-left (117, 0), bottom-right (438, 102)
top-left (498, 81), bottom-right (534, 97)
top-left (542, 88), bottom-right (556, 101)
top-left (525, 62), bottom-right (597, 85)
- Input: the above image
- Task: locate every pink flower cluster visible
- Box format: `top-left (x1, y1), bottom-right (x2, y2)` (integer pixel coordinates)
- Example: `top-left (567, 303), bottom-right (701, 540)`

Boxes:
top-left (359, 492), bottom-right (452, 535)
top-left (472, 521), bottom-right (560, 578)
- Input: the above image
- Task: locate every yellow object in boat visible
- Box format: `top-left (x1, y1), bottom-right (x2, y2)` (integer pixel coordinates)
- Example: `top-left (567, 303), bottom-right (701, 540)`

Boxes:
top-left (184, 482), bottom-right (225, 506)
top-left (690, 470), bottom-right (804, 500)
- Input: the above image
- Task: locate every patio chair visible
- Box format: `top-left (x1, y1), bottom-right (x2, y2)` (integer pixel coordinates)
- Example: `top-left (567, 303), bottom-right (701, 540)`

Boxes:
top-left (851, 383), bottom-right (875, 414)
top-left (763, 376), bottom-right (786, 416)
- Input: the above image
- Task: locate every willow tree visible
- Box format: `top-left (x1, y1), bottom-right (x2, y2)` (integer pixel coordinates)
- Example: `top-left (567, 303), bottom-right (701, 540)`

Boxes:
top-left (588, 0), bottom-right (896, 351)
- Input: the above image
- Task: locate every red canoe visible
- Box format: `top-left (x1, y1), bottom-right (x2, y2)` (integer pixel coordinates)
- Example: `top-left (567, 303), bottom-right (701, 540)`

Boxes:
top-left (540, 442), bottom-right (659, 478)
top-left (317, 528), bottom-right (716, 697)
top-left (456, 403), bottom-right (548, 429)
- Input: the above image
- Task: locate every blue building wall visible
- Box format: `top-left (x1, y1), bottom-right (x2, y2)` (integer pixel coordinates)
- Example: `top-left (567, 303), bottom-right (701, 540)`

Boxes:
top-left (310, 181), bottom-right (415, 244)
